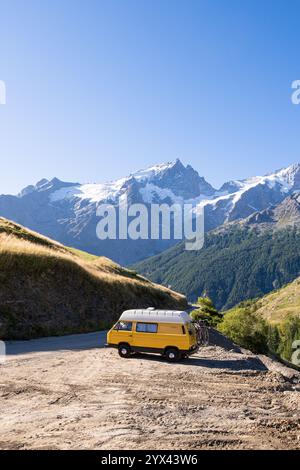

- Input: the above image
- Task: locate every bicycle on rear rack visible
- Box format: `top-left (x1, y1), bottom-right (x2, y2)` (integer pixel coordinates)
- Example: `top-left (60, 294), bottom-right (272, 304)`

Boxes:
top-left (193, 320), bottom-right (210, 347)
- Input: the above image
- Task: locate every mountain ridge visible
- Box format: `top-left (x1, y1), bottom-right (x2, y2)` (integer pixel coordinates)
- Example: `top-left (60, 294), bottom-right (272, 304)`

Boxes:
top-left (1, 160), bottom-right (300, 264)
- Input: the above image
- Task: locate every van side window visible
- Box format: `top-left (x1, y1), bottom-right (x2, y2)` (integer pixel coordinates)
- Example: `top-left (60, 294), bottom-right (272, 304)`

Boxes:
top-left (114, 321), bottom-right (132, 331)
top-left (136, 323), bottom-right (158, 333)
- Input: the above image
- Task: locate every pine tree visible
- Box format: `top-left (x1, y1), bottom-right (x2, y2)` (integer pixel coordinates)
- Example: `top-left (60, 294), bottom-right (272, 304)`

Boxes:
top-left (190, 297), bottom-right (223, 327)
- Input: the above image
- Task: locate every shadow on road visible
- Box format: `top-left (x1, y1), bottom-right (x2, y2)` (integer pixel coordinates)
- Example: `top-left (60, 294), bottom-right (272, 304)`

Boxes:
top-left (184, 356), bottom-right (268, 371)
top-left (5, 331), bottom-right (106, 356)
top-left (130, 352), bottom-right (268, 371)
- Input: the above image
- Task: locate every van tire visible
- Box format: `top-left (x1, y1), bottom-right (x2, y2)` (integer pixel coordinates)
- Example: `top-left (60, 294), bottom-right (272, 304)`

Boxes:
top-left (118, 344), bottom-right (131, 358)
top-left (165, 348), bottom-right (180, 362)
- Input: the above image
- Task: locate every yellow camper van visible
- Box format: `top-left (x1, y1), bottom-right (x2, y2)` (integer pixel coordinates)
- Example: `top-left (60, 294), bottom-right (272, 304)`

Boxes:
top-left (106, 308), bottom-right (199, 361)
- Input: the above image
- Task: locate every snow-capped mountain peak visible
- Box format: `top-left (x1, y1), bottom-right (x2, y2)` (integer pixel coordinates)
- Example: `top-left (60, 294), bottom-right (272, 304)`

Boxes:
top-left (130, 160), bottom-right (178, 182)
top-left (18, 177), bottom-right (77, 198)
top-left (271, 163), bottom-right (300, 187)
top-left (41, 159), bottom-right (214, 204)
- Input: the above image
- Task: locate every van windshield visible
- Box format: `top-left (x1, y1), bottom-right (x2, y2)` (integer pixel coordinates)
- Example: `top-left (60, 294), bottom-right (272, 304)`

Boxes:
top-left (114, 321), bottom-right (132, 331)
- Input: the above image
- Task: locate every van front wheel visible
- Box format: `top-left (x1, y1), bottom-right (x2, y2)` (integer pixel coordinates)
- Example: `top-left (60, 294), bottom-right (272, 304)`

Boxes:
top-left (165, 348), bottom-right (180, 362)
top-left (118, 344), bottom-right (131, 358)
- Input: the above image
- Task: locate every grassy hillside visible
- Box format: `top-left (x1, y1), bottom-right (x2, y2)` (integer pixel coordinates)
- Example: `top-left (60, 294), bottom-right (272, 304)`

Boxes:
top-left (251, 277), bottom-right (300, 324)
top-left (0, 218), bottom-right (187, 340)
top-left (222, 277), bottom-right (300, 325)
top-left (219, 278), bottom-right (300, 362)
top-left (133, 225), bottom-right (300, 310)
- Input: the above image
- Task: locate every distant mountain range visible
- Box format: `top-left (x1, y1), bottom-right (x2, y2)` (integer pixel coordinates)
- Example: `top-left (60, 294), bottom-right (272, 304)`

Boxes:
top-left (133, 193), bottom-right (300, 310)
top-left (1, 159), bottom-right (300, 264)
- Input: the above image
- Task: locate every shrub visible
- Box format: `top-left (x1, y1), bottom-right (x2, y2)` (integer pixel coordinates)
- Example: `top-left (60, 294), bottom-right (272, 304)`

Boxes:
top-left (191, 296), bottom-right (223, 327)
top-left (267, 324), bottom-right (281, 355)
top-left (218, 308), bottom-right (268, 353)
top-left (278, 315), bottom-right (300, 361)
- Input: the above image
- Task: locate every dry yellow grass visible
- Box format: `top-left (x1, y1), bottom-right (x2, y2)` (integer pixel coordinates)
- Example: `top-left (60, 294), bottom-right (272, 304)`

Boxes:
top-left (0, 233), bottom-right (143, 284)
top-left (254, 277), bottom-right (300, 324)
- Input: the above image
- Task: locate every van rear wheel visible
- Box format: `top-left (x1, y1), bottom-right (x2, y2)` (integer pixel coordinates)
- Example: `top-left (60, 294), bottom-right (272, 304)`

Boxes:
top-left (165, 348), bottom-right (180, 362)
top-left (118, 344), bottom-right (131, 358)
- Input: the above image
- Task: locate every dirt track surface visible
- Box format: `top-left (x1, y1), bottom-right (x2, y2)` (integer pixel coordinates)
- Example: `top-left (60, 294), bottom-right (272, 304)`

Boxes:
top-left (0, 335), bottom-right (300, 450)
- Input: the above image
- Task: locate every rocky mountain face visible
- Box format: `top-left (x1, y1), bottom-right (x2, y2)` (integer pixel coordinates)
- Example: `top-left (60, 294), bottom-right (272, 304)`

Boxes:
top-left (1, 160), bottom-right (300, 265)
top-left (244, 191), bottom-right (300, 228)
top-left (146, 159), bottom-right (215, 198)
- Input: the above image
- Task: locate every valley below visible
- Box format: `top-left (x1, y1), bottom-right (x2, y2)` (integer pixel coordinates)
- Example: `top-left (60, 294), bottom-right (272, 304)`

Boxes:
top-left (0, 332), bottom-right (299, 450)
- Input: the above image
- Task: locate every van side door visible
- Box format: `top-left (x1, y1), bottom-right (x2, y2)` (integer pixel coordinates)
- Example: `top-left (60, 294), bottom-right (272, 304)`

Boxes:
top-left (132, 322), bottom-right (159, 351)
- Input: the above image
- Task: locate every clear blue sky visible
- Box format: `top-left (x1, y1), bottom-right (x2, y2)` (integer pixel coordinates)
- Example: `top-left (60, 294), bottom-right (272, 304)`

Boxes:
top-left (1, 0), bottom-right (300, 194)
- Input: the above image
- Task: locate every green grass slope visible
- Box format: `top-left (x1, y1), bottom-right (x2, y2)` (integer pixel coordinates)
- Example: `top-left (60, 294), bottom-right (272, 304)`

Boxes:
top-left (252, 277), bottom-right (300, 324)
top-left (220, 278), bottom-right (300, 362)
top-left (0, 218), bottom-right (187, 340)
top-left (223, 276), bottom-right (300, 325)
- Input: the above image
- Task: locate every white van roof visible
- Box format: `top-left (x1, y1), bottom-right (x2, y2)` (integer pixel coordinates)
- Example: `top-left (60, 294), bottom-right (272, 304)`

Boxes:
top-left (119, 309), bottom-right (192, 324)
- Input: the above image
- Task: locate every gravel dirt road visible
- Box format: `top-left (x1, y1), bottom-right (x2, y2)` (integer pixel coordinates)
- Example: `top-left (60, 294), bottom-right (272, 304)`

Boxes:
top-left (0, 331), bottom-right (299, 450)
